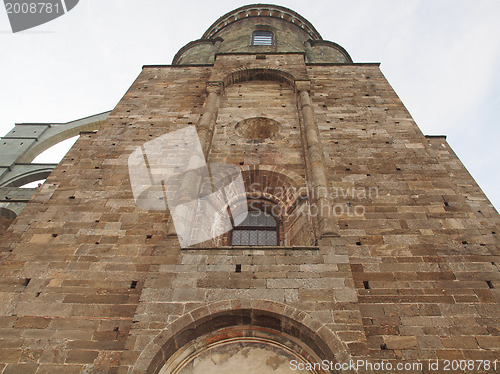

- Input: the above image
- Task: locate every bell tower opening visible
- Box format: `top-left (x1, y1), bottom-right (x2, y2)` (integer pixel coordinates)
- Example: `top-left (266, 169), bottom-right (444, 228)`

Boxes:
top-left (252, 30), bottom-right (274, 45)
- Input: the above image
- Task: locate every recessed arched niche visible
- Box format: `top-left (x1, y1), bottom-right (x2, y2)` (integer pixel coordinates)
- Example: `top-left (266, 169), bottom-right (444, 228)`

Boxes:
top-left (159, 326), bottom-right (324, 374)
top-left (188, 166), bottom-right (315, 248)
top-left (235, 117), bottom-right (282, 141)
top-left (145, 303), bottom-right (343, 374)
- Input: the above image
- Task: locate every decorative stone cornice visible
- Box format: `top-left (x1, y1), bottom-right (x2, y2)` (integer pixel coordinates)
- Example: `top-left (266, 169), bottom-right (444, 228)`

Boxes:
top-left (306, 39), bottom-right (353, 64)
top-left (172, 38), bottom-right (223, 65)
top-left (202, 4), bottom-right (322, 41)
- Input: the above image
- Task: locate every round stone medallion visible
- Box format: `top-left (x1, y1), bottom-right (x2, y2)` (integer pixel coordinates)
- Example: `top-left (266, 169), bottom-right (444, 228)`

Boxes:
top-left (235, 117), bottom-right (282, 141)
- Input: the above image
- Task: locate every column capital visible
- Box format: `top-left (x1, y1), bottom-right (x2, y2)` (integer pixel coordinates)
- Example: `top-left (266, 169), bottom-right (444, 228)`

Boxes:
top-left (206, 81), bottom-right (223, 95)
top-left (295, 80), bottom-right (311, 93)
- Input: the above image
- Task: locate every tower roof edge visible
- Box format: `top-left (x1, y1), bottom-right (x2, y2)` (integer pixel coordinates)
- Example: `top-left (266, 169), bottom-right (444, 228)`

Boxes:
top-left (202, 4), bottom-right (323, 41)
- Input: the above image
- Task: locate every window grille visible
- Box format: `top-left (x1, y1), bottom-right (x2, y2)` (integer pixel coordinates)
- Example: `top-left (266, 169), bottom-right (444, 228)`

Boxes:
top-left (231, 210), bottom-right (278, 246)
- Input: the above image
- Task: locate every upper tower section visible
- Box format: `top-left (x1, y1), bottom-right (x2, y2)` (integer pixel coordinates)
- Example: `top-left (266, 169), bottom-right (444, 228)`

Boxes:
top-left (172, 4), bottom-right (352, 65)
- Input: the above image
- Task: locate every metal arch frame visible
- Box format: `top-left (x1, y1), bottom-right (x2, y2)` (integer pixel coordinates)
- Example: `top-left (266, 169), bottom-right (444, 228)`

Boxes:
top-left (0, 111), bottom-right (110, 188)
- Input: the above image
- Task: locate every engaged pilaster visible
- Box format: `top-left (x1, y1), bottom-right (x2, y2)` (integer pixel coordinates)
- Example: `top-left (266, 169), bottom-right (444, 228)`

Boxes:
top-left (167, 81), bottom-right (223, 238)
top-left (296, 80), bottom-right (339, 238)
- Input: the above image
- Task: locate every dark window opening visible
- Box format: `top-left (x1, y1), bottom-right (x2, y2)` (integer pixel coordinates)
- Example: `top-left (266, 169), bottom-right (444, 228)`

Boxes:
top-left (231, 210), bottom-right (278, 246)
top-left (252, 31), bottom-right (274, 46)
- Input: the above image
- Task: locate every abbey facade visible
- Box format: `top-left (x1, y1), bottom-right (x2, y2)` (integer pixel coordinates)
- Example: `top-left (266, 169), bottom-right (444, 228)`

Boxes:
top-left (0, 4), bottom-right (498, 373)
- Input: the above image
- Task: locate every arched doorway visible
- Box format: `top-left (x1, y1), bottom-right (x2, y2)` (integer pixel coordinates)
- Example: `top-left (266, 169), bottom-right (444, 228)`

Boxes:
top-left (134, 301), bottom-right (345, 374)
top-left (160, 326), bottom-right (324, 374)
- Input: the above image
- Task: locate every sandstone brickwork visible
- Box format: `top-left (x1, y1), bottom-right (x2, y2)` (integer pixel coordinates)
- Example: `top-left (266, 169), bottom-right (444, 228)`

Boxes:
top-left (0, 4), bottom-right (498, 374)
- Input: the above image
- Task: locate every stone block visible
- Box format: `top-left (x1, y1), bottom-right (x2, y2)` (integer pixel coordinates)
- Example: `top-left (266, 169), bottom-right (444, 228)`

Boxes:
top-left (65, 350), bottom-right (99, 364)
top-left (14, 317), bottom-right (51, 329)
top-left (383, 336), bottom-right (418, 350)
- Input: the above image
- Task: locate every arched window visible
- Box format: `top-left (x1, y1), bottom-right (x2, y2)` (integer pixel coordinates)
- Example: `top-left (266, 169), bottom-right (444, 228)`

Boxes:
top-left (231, 209), bottom-right (278, 246)
top-left (252, 30), bottom-right (274, 46)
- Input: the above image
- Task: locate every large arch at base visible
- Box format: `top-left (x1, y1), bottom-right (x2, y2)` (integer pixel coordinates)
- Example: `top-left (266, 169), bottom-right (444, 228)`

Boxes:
top-left (132, 300), bottom-right (349, 374)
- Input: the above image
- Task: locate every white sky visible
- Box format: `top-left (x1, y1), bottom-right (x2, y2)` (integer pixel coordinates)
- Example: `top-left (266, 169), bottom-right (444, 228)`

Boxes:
top-left (1, 0), bottom-right (499, 209)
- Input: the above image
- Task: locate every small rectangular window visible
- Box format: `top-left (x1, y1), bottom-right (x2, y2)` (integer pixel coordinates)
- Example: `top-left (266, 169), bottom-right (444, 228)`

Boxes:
top-left (252, 31), bottom-right (273, 46)
top-left (231, 210), bottom-right (279, 246)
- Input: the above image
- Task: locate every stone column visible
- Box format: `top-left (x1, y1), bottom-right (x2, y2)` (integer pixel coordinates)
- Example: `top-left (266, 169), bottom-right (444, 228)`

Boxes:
top-left (296, 80), bottom-right (338, 238)
top-left (167, 82), bottom-right (223, 237)
top-left (197, 82), bottom-right (222, 156)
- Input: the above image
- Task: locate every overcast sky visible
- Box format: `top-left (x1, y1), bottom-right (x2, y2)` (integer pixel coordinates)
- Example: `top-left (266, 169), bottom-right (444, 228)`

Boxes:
top-left (1, 0), bottom-right (499, 210)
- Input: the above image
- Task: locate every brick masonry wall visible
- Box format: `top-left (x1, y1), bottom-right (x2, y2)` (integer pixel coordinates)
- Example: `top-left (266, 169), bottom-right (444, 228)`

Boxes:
top-left (211, 80), bottom-right (304, 169)
top-left (0, 67), bottom-right (213, 373)
top-left (308, 64), bottom-right (500, 366)
top-left (0, 55), bottom-right (498, 374)
top-left (0, 216), bottom-right (13, 237)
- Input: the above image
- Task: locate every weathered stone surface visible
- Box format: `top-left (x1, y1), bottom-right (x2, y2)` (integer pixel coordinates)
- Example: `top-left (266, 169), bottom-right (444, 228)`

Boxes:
top-left (0, 3), bottom-right (498, 374)
top-left (383, 336), bottom-right (418, 350)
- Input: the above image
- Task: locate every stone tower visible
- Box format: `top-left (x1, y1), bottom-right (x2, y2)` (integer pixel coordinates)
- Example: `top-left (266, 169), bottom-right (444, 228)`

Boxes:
top-left (0, 4), bottom-right (499, 373)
